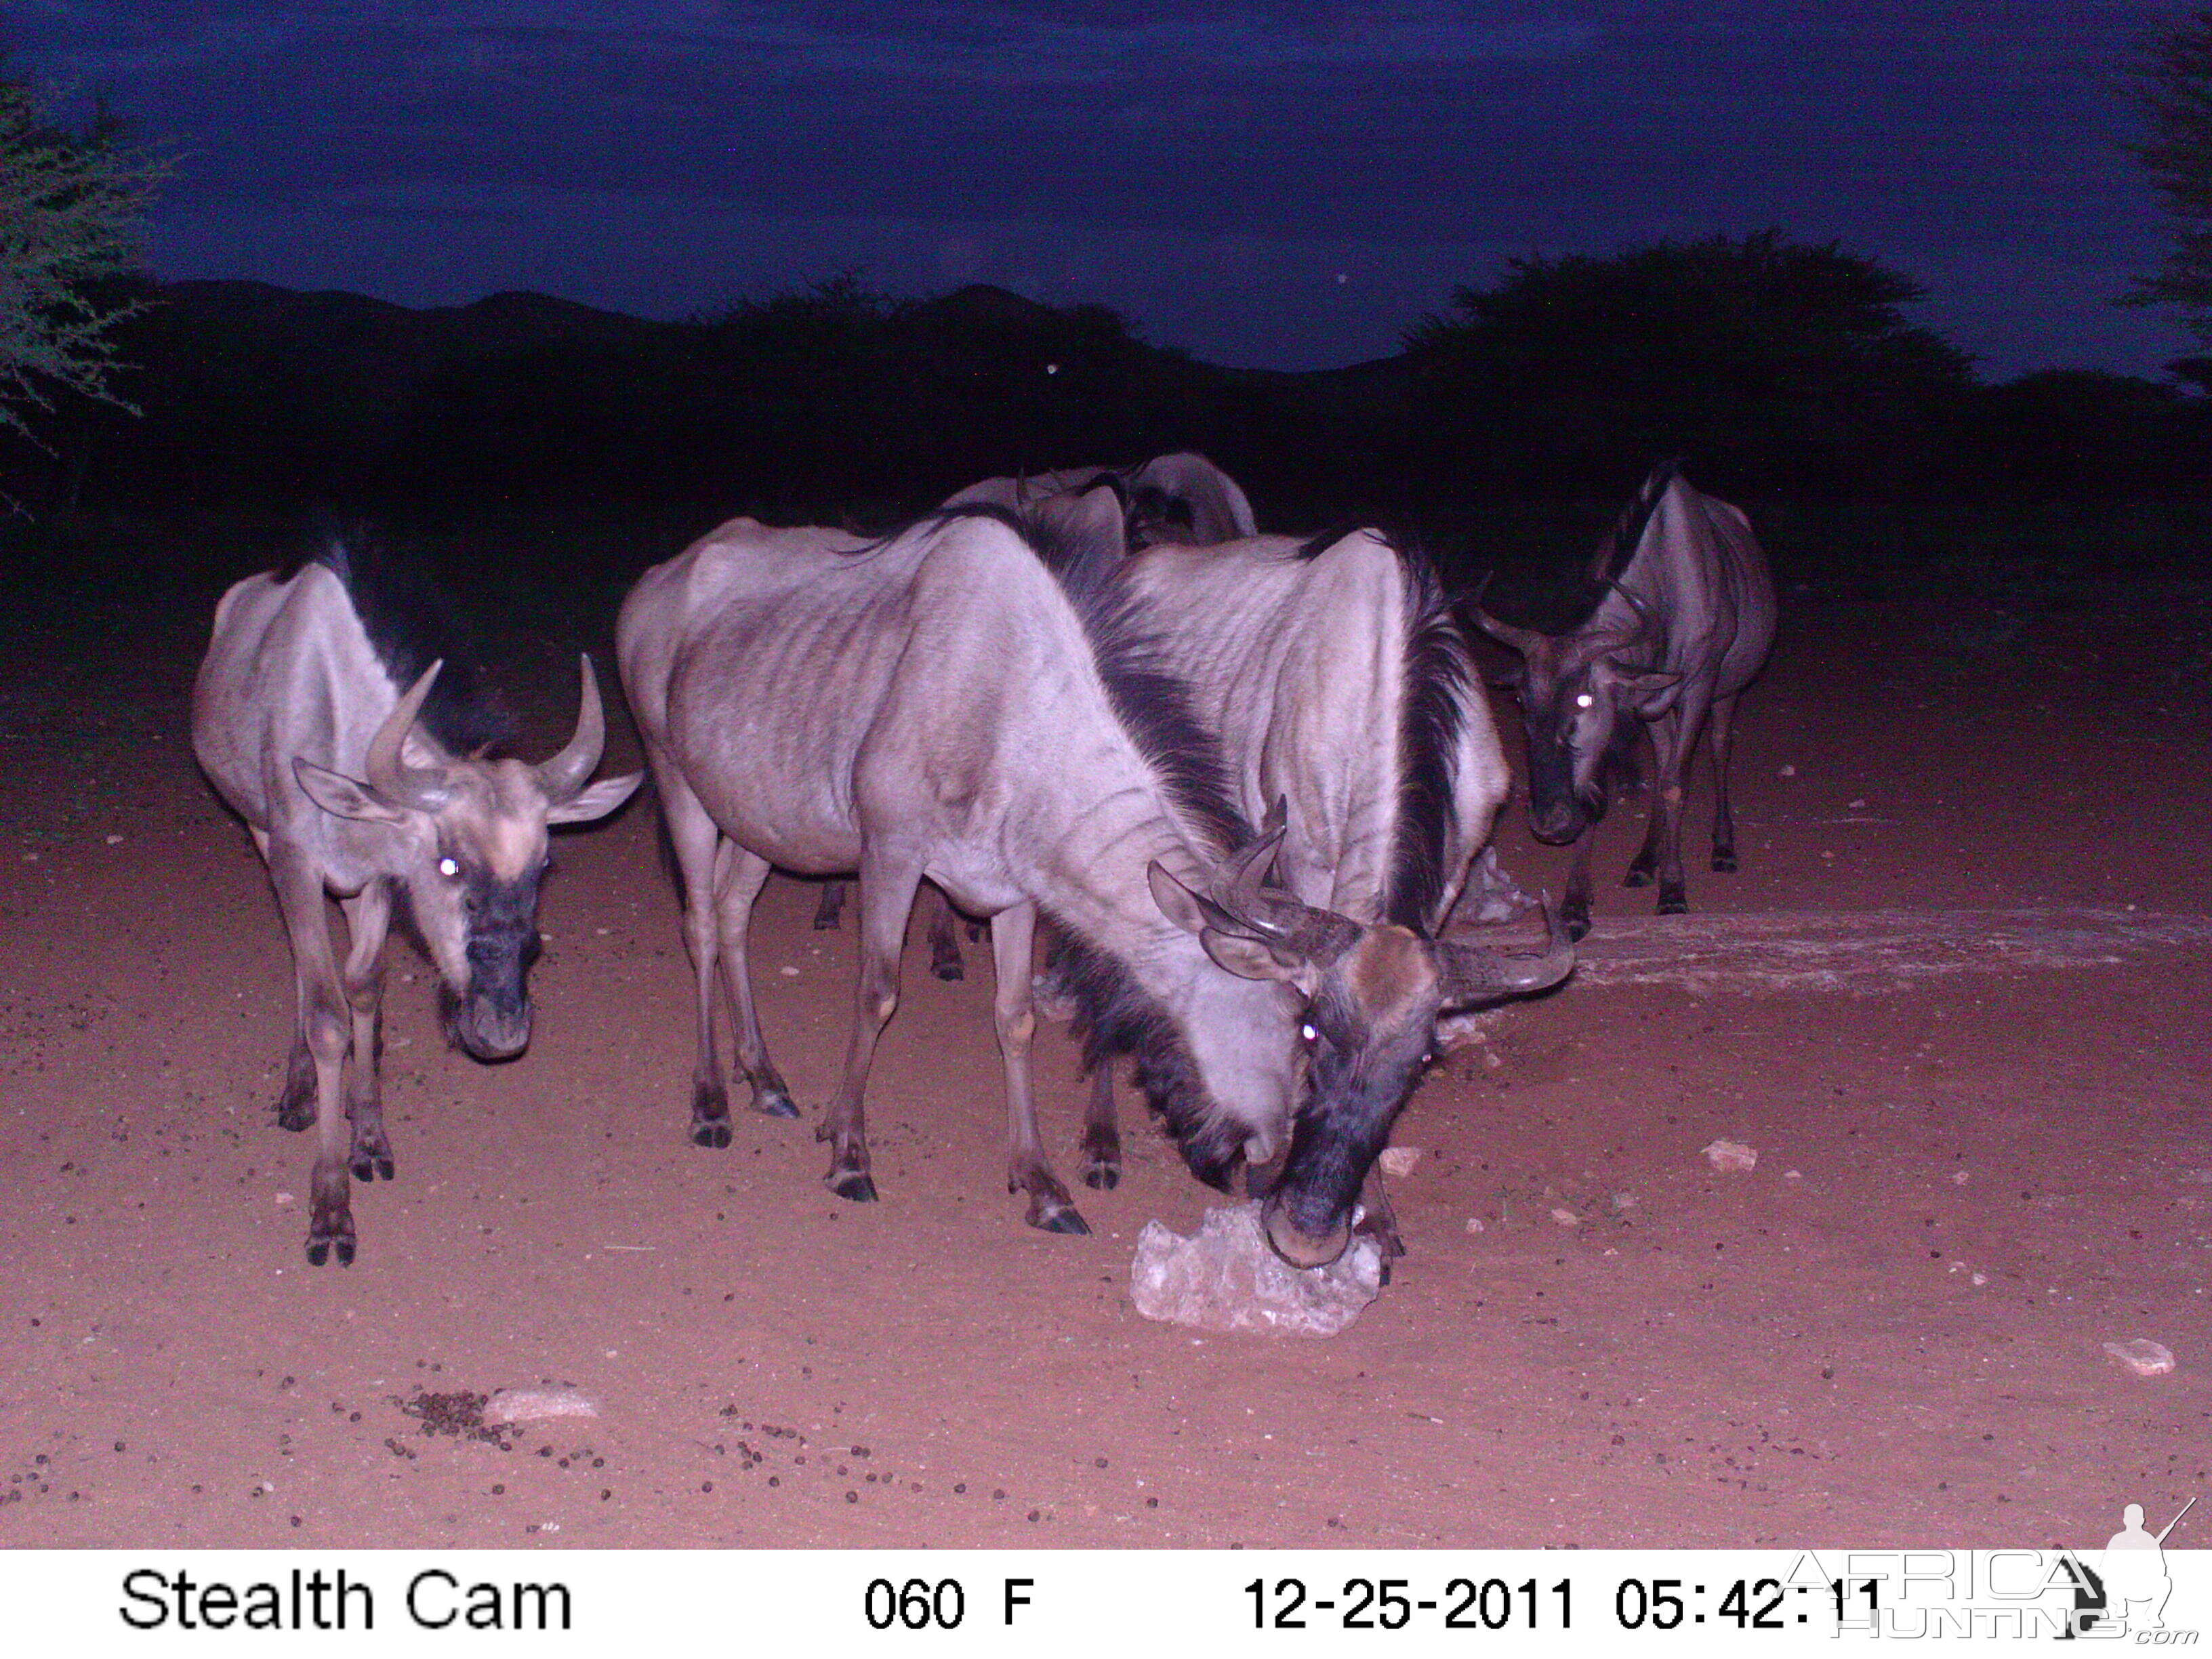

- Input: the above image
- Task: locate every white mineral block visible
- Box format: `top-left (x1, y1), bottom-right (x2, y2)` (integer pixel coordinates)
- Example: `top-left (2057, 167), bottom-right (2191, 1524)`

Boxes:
top-left (1129, 1202), bottom-right (1382, 1338)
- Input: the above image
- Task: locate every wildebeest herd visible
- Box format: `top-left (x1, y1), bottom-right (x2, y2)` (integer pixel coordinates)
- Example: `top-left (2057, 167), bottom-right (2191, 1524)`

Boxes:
top-left (190, 457), bottom-right (1774, 1270)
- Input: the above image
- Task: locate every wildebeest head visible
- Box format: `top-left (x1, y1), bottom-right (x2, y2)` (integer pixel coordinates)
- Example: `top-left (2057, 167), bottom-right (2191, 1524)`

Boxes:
top-left (1149, 820), bottom-right (1573, 1268)
top-left (291, 657), bottom-right (642, 1061)
top-left (1474, 590), bottom-right (1682, 845)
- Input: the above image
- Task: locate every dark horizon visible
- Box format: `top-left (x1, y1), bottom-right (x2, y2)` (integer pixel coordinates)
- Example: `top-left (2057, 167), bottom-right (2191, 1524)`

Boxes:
top-left (12, 1), bottom-right (2199, 384)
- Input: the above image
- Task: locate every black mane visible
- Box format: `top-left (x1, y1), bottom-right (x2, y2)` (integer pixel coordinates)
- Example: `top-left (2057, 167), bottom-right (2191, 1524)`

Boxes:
top-left (1592, 457), bottom-right (1683, 588)
top-left (287, 526), bottom-right (514, 757)
top-left (919, 503), bottom-right (1248, 854)
top-left (1387, 546), bottom-right (1475, 930)
top-left (1292, 527), bottom-right (1473, 933)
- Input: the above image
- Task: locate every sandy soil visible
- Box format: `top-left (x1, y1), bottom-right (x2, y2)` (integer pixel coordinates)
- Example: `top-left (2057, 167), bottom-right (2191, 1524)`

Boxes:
top-left (1, 577), bottom-right (2205, 1551)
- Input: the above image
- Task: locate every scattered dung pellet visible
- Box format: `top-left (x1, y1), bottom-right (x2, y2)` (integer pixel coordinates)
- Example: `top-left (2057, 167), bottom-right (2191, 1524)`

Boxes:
top-left (846, 1491), bottom-right (858, 1504)
top-left (993, 1488), bottom-right (1006, 1500)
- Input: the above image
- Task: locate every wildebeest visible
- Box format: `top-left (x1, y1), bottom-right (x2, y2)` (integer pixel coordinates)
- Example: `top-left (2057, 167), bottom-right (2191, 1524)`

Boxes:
top-left (1474, 460), bottom-right (1776, 941)
top-left (192, 535), bottom-right (641, 1264)
top-left (1066, 520), bottom-right (1525, 1258)
top-left (617, 506), bottom-right (1570, 1262)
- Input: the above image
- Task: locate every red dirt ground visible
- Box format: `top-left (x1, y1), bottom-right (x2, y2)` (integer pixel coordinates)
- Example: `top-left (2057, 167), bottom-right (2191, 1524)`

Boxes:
top-left (1, 579), bottom-right (2205, 1552)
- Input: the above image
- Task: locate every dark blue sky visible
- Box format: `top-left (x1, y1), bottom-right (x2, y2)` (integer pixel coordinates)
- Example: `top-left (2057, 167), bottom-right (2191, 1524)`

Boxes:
top-left (13, 1), bottom-right (2194, 377)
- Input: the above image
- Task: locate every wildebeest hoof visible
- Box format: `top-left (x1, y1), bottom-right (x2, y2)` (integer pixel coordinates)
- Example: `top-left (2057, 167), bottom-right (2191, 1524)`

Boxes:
top-left (350, 1150), bottom-right (396, 1183)
top-left (929, 956), bottom-right (964, 982)
top-left (811, 914), bottom-right (840, 932)
top-left (1562, 913), bottom-right (1592, 944)
top-left (1622, 865), bottom-right (1654, 888)
top-left (829, 1169), bottom-right (878, 1203)
top-left (756, 1090), bottom-right (800, 1120)
top-left (306, 1224), bottom-right (356, 1267)
top-left (691, 1119), bottom-right (733, 1149)
top-left (1029, 1201), bottom-right (1090, 1235)
top-left (1082, 1162), bottom-right (1121, 1191)
top-left (1657, 887), bottom-right (1688, 916)
top-left (276, 1099), bottom-right (314, 1133)
top-left (1713, 851), bottom-right (1738, 873)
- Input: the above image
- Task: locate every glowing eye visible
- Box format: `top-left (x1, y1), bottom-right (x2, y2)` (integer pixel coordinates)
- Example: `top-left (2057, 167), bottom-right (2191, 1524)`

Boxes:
top-left (1301, 1023), bottom-right (1318, 1043)
top-left (438, 857), bottom-right (459, 878)
top-left (1575, 693), bottom-right (1594, 708)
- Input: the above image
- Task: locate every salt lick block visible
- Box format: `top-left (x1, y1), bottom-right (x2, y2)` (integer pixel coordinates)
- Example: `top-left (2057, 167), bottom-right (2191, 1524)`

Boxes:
top-left (1130, 1202), bottom-right (1385, 1337)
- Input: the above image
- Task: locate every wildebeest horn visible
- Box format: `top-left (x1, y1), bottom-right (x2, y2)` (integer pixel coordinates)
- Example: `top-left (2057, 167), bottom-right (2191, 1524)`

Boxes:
top-left (1437, 899), bottom-right (1576, 1005)
top-left (365, 661), bottom-right (452, 811)
top-left (535, 656), bottom-right (607, 804)
top-left (1204, 817), bottom-right (1360, 964)
top-left (1468, 573), bottom-right (1546, 657)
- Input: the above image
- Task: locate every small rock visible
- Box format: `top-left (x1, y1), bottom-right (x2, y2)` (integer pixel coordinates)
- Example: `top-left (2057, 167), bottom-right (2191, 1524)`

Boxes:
top-left (104, 834), bottom-right (124, 846)
top-left (1971, 1273), bottom-right (1988, 1287)
top-left (779, 966), bottom-right (800, 977)
top-left (486, 1387), bottom-right (600, 1423)
top-left (1702, 1138), bottom-right (1759, 1173)
top-left (1549, 1207), bottom-right (1581, 1227)
top-left (1608, 1191), bottom-right (1639, 1214)
top-left (1847, 798), bottom-right (1867, 809)
top-left (1377, 1147), bottom-right (1422, 1179)
top-left (1780, 764), bottom-right (1797, 777)
top-left (274, 1191), bottom-right (294, 1208)
top-left (1951, 1170), bottom-right (1970, 1185)
top-left (1782, 1168), bottom-right (1803, 1182)
top-left (2102, 1339), bottom-right (2175, 1378)
top-left (1465, 1217), bottom-right (1486, 1233)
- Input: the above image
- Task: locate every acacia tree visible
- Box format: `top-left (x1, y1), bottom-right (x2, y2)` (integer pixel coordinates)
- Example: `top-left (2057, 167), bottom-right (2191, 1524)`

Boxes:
top-left (2126, 7), bottom-right (2212, 342)
top-left (0, 72), bottom-right (165, 441)
top-left (1405, 230), bottom-right (1973, 495)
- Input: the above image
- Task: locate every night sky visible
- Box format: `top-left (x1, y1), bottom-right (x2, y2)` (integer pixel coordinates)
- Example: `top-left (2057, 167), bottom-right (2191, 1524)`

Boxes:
top-left (12, 2), bottom-right (2193, 378)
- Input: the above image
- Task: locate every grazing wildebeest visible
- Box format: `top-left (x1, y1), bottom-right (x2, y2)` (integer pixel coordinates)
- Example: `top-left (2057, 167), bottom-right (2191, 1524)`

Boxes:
top-left (192, 535), bottom-right (641, 1264)
top-left (1068, 522), bottom-right (1522, 1260)
top-left (1474, 460), bottom-right (1776, 941)
top-left (617, 507), bottom-right (1570, 1261)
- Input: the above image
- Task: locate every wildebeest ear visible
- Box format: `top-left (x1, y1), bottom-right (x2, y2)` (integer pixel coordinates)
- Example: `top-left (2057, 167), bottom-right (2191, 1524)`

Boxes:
top-left (545, 769), bottom-right (644, 825)
top-left (293, 757), bottom-right (408, 824)
top-left (1147, 861), bottom-right (1213, 936)
top-left (1198, 927), bottom-right (1315, 991)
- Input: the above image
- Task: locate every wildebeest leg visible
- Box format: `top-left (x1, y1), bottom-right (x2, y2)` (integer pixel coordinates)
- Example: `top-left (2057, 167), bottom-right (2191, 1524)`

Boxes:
top-left (818, 857), bottom-right (924, 1202)
top-left (991, 901), bottom-right (1086, 1233)
top-left (267, 845), bottom-right (355, 1265)
top-left (657, 766), bottom-right (736, 1147)
top-left (1707, 693), bottom-right (1742, 872)
top-left (1559, 830), bottom-right (1599, 943)
top-left (1080, 1065), bottom-right (1121, 1190)
top-left (922, 884), bottom-right (966, 981)
top-left (712, 844), bottom-right (798, 1119)
top-left (1354, 1163), bottom-right (1406, 1265)
top-left (251, 826), bottom-right (316, 1132)
top-left (812, 880), bottom-right (846, 931)
top-left (1643, 691), bottom-right (1713, 916)
top-left (337, 880), bottom-right (395, 1183)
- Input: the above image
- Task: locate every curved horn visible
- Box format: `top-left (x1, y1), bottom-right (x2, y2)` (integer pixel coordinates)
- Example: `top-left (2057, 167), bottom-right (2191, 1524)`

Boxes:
top-left (1438, 899), bottom-right (1576, 1006)
top-left (364, 661), bottom-right (451, 811)
top-left (1468, 573), bottom-right (1547, 657)
top-left (535, 655), bottom-right (607, 804)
